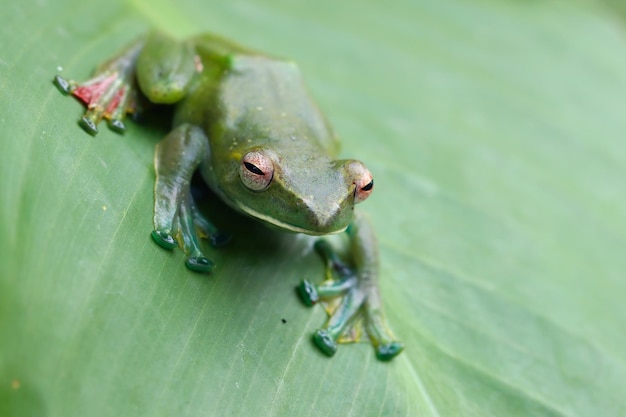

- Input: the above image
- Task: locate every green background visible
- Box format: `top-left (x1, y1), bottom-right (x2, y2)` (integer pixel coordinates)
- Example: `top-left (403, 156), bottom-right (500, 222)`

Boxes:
top-left (1, 0), bottom-right (625, 416)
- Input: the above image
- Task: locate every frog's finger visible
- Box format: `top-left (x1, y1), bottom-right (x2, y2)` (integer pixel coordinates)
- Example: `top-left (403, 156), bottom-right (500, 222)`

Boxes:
top-left (178, 192), bottom-right (214, 273)
top-left (79, 108), bottom-right (101, 136)
top-left (151, 230), bottom-right (177, 250)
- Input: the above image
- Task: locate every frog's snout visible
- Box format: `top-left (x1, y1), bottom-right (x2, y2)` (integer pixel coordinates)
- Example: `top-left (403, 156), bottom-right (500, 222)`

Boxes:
top-left (299, 197), bottom-right (351, 235)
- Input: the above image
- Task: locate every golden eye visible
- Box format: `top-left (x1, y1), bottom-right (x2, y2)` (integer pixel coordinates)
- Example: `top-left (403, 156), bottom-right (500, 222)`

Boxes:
top-left (240, 151), bottom-right (273, 191)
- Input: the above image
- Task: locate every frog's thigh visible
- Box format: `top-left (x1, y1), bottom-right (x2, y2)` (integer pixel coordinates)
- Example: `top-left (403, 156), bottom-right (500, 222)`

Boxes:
top-left (152, 123), bottom-right (215, 272)
top-left (136, 32), bottom-right (197, 104)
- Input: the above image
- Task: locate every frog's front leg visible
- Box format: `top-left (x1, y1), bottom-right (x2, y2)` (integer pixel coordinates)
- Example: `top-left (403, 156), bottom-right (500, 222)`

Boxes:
top-left (298, 212), bottom-right (403, 361)
top-left (56, 33), bottom-right (226, 272)
top-left (151, 124), bottom-right (228, 273)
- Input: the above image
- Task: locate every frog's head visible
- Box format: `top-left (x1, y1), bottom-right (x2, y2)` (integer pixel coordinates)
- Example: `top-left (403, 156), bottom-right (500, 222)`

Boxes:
top-left (228, 147), bottom-right (373, 235)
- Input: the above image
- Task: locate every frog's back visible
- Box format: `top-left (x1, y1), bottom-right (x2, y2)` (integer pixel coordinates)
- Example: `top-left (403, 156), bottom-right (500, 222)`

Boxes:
top-left (175, 35), bottom-right (340, 158)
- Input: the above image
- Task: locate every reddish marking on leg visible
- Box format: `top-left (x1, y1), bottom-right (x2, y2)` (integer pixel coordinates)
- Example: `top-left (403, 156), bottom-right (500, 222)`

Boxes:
top-left (72, 73), bottom-right (117, 106)
top-left (104, 86), bottom-right (126, 118)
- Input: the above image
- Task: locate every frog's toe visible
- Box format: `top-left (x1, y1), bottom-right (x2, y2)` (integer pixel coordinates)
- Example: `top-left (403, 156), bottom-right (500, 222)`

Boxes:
top-left (185, 256), bottom-right (214, 273)
top-left (297, 279), bottom-right (319, 306)
top-left (109, 118), bottom-right (127, 134)
top-left (53, 75), bottom-right (72, 94)
top-left (313, 329), bottom-right (338, 357)
top-left (79, 113), bottom-right (99, 136)
top-left (151, 230), bottom-right (178, 250)
top-left (375, 341), bottom-right (404, 362)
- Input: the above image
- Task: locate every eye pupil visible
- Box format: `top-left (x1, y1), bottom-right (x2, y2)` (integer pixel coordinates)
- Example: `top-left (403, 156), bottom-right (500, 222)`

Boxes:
top-left (244, 161), bottom-right (265, 176)
top-left (361, 179), bottom-right (374, 191)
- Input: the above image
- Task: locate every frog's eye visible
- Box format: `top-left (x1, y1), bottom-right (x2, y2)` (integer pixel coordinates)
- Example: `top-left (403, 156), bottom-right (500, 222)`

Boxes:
top-left (345, 160), bottom-right (374, 204)
top-left (240, 151), bottom-right (274, 191)
top-left (354, 171), bottom-right (374, 204)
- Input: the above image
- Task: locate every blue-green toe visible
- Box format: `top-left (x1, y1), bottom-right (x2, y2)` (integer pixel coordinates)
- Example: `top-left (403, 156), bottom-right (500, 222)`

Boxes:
top-left (185, 256), bottom-right (214, 273)
top-left (313, 329), bottom-right (338, 357)
top-left (151, 230), bottom-right (177, 249)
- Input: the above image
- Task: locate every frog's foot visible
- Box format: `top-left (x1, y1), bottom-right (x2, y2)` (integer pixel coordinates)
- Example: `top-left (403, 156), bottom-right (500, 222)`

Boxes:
top-left (53, 40), bottom-right (144, 135)
top-left (151, 187), bottom-right (231, 273)
top-left (298, 240), bottom-right (403, 361)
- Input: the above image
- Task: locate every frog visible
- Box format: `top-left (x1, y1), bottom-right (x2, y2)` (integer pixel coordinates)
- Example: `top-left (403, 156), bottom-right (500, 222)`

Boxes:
top-left (54, 32), bottom-right (403, 361)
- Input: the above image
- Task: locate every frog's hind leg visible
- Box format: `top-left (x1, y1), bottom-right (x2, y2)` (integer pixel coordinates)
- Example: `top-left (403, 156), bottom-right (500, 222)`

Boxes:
top-left (151, 123), bottom-right (229, 273)
top-left (54, 39), bottom-right (145, 135)
top-left (54, 32), bottom-right (197, 136)
top-left (298, 213), bottom-right (404, 361)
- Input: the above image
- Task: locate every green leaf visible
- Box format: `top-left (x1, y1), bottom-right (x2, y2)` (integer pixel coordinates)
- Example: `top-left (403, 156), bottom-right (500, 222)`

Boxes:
top-left (2, 0), bottom-right (626, 416)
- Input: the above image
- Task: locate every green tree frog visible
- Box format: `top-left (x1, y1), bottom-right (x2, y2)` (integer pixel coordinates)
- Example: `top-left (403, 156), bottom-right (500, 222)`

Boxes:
top-left (54, 32), bottom-right (402, 361)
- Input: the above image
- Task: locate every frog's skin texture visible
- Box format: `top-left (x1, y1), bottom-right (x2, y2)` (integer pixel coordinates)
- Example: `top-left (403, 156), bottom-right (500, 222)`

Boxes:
top-left (54, 32), bottom-right (403, 361)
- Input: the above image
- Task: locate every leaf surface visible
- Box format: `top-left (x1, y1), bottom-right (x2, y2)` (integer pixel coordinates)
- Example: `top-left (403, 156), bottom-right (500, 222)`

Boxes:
top-left (1, 0), bottom-right (625, 416)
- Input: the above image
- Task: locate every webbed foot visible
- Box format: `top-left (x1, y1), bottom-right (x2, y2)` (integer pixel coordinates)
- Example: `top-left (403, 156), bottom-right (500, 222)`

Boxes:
top-left (151, 184), bottom-right (231, 273)
top-left (298, 239), bottom-right (403, 361)
top-left (53, 40), bottom-right (145, 135)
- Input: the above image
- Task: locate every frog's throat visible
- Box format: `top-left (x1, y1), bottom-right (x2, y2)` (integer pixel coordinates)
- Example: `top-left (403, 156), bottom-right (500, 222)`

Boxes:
top-left (234, 202), bottom-right (347, 236)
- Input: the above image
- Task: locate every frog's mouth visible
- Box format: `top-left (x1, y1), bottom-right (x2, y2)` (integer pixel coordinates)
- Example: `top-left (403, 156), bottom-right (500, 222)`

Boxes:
top-left (235, 202), bottom-right (347, 236)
